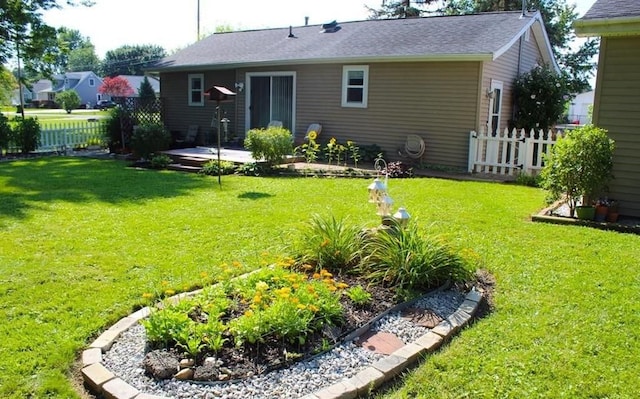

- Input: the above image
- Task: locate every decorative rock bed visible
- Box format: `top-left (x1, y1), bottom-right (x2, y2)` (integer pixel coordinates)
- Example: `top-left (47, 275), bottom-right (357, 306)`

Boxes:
top-left (80, 286), bottom-right (484, 399)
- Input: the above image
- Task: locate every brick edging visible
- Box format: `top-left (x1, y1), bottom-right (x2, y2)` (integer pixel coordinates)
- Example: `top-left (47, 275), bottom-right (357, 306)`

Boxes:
top-left (80, 288), bottom-right (484, 399)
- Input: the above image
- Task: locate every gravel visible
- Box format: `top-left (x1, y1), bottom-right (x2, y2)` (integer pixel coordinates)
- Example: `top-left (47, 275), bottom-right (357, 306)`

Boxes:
top-left (102, 289), bottom-right (466, 399)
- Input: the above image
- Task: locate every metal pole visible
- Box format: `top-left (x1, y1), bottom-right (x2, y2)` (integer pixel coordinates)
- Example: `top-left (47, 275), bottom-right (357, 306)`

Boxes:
top-left (216, 103), bottom-right (221, 187)
top-left (197, 0), bottom-right (201, 40)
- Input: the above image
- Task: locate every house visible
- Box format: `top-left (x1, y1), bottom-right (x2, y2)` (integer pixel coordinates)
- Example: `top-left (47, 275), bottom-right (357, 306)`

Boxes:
top-left (11, 84), bottom-right (33, 106)
top-left (116, 75), bottom-right (160, 96)
top-left (566, 90), bottom-right (594, 125)
top-left (31, 71), bottom-right (104, 108)
top-left (148, 11), bottom-right (556, 169)
top-left (574, 0), bottom-right (640, 218)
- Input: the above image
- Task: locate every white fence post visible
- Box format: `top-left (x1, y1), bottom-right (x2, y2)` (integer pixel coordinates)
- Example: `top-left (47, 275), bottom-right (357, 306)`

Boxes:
top-left (468, 130), bottom-right (478, 173)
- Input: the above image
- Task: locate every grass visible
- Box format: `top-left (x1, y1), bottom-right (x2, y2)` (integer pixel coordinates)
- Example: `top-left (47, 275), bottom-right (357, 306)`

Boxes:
top-left (1, 157), bottom-right (639, 398)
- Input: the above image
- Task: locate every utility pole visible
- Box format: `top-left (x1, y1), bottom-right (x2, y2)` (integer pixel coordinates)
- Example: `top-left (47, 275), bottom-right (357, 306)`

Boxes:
top-left (197, 0), bottom-right (201, 41)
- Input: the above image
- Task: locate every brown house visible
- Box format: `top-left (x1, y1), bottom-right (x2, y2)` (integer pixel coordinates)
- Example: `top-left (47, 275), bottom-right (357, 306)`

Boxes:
top-left (148, 11), bottom-right (555, 170)
top-left (575, 0), bottom-right (640, 218)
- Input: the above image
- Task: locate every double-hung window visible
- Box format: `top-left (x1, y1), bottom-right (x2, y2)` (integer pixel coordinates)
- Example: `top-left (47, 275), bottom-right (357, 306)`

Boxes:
top-left (342, 66), bottom-right (369, 108)
top-left (188, 73), bottom-right (204, 106)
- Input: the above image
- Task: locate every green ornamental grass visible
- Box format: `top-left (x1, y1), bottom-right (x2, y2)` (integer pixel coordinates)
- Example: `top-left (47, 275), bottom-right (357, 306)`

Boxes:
top-left (1, 157), bottom-right (639, 398)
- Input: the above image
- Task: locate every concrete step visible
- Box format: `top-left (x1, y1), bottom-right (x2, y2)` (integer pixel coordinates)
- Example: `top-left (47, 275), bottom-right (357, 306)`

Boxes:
top-left (167, 163), bottom-right (202, 173)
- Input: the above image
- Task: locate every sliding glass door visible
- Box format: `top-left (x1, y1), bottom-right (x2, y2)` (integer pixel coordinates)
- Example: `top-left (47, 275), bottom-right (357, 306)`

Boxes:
top-left (247, 72), bottom-right (295, 130)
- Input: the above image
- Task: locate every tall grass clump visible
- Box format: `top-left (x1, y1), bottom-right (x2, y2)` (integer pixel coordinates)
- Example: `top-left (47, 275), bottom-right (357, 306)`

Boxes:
top-left (244, 126), bottom-right (293, 166)
top-left (291, 214), bottom-right (364, 274)
top-left (359, 221), bottom-right (472, 297)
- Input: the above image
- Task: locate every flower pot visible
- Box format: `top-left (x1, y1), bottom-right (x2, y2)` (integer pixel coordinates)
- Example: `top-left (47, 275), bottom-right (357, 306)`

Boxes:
top-left (594, 205), bottom-right (608, 222)
top-left (606, 212), bottom-right (619, 223)
top-left (575, 206), bottom-right (595, 220)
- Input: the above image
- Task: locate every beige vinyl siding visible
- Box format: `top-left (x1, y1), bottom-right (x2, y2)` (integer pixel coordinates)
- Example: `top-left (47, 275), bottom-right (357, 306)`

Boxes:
top-left (238, 62), bottom-right (480, 169)
top-left (480, 25), bottom-right (544, 132)
top-left (160, 70), bottom-right (236, 142)
top-left (593, 36), bottom-right (640, 217)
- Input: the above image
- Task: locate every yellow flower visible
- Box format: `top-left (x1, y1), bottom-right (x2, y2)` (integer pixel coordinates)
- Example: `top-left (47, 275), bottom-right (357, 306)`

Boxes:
top-left (142, 292), bottom-right (154, 299)
top-left (308, 131), bottom-right (318, 140)
top-left (320, 269), bottom-right (333, 278)
top-left (200, 271), bottom-right (209, 279)
top-left (164, 289), bottom-right (175, 296)
top-left (256, 281), bottom-right (269, 291)
top-left (336, 282), bottom-right (349, 289)
top-left (347, 140), bottom-right (354, 146)
top-left (253, 295), bottom-right (262, 304)
top-left (244, 310), bottom-right (254, 317)
top-left (329, 137), bottom-right (336, 145)
top-left (161, 280), bottom-right (169, 287)
top-left (296, 304), bottom-right (307, 310)
top-left (301, 264), bottom-right (314, 271)
top-left (308, 304), bottom-right (319, 312)
top-left (312, 273), bottom-right (321, 280)
top-left (306, 285), bottom-right (316, 294)
top-left (320, 238), bottom-right (330, 248)
top-left (232, 261), bottom-right (242, 268)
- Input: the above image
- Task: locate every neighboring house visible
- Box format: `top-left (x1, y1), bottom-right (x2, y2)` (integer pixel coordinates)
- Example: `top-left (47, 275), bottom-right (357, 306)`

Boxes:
top-left (148, 11), bottom-right (556, 169)
top-left (31, 71), bottom-right (104, 108)
top-left (11, 84), bottom-right (33, 106)
top-left (575, 0), bottom-right (640, 218)
top-left (567, 90), bottom-right (594, 125)
top-left (116, 75), bottom-right (160, 96)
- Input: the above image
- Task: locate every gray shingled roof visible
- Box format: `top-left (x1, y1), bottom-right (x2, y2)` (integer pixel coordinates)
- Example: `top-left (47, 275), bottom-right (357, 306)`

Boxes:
top-left (151, 12), bottom-right (540, 71)
top-left (582, 0), bottom-right (640, 20)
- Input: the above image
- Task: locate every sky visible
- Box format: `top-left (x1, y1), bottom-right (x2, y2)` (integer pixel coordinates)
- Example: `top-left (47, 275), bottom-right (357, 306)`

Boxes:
top-left (43, 0), bottom-right (598, 59)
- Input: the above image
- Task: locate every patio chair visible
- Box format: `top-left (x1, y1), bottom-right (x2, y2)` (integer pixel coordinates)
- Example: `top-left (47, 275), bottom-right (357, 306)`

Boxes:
top-left (174, 125), bottom-right (199, 148)
top-left (305, 123), bottom-right (322, 139)
top-left (267, 120), bottom-right (283, 128)
top-left (399, 134), bottom-right (425, 160)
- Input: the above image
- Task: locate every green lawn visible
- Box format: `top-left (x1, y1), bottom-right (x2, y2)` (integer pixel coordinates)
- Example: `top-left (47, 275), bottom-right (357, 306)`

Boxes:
top-left (1, 157), bottom-right (639, 398)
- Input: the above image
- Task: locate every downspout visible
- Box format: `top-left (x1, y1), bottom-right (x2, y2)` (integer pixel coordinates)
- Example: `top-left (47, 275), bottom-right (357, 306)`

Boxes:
top-left (513, 35), bottom-right (524, 127)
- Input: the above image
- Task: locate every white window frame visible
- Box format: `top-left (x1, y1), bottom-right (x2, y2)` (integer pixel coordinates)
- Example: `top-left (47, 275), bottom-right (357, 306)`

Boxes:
top-left (188, 73), bottom-right (205, 106)
top-left (89, 78), bottom-right (95, 87)
top-left (341, 65), bottom-right (369, 108)
top-left (488, 79), bottom-right (504, 136)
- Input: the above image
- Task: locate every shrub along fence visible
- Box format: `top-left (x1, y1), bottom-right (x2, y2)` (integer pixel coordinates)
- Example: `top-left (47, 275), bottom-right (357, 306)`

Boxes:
top-left (7, 121), bottom-right (106, 154)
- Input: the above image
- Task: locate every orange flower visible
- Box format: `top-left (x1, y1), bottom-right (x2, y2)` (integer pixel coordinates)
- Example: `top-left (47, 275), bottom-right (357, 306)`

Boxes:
top-left (336, 282), bottom-right (349, 289)
top-left (320, 238), bottom-right (330, 248)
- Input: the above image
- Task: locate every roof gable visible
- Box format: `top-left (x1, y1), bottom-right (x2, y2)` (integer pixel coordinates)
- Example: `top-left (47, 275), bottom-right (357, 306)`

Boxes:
top-left (150, 11), bottom-right (555, 72)
top-left (575, 0), bottom-right (640, 36)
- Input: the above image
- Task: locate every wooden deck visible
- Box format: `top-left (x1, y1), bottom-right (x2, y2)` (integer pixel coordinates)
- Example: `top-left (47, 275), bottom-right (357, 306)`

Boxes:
top-left (162, 146), bottom-right (257, 164)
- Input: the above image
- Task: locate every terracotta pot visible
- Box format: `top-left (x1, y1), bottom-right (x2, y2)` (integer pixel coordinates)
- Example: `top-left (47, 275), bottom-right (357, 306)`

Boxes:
top-left (606, 212), bottom-right (619, 223)
top-left (595, 205), bottom-right (608, 222)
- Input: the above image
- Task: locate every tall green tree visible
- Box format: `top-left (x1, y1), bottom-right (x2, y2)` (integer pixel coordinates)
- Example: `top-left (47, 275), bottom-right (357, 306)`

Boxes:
top-left (440, 0), bottom-right (598, 93)
top-left (0, 66), bottom-right (18, 105)
top-left (1, 0), bottom-right (94, 116)
top-left (367, 0), bottom-right (439, 18)
top-left (138, 76), bottom-right (156, 102)
top-left (101, 45), bottom-right (166, 77)
top-left (55, 27), bottom-right (100, 72)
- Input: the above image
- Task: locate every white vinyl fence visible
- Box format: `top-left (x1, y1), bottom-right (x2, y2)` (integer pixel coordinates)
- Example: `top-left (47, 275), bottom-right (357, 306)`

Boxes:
top-left (8, 120), bottom-right (106, 153)
top-left (468, 126), bottom-right (561, 176)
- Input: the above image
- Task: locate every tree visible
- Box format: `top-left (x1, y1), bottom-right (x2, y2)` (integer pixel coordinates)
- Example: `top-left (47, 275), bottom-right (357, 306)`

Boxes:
top-left (55, 89), bottom-right (81, 113)
top-left (0, 66), bottom-right (18, 105)
top-left (55, 27), bottom-right (100, 72)
top-left (99, 76), bottom-right (134, 98)
top-left (137, 76), bottom-right (156, 106)
top-left (1, 1), bottom-right (94, 116)
top-left (513, 64), bottom-right (571, 131)
top-left (441, 0), bottom-right (598, 93)
top-left (367, 0), bottom-right (439, 19)
top-left (101, 45), bottom-right (166, 77)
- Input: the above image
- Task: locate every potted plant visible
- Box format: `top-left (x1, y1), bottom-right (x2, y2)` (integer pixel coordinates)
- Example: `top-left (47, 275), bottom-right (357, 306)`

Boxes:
top-left (540, 125), bottom-right (615, 219)
top-left (606, 200), bottom-right (619, 223)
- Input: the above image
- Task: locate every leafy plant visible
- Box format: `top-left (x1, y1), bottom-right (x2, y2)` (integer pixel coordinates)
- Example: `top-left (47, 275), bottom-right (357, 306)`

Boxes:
top-left (199, 160), bottom-right (236, 176)
top-left (324, 137), bottom-right (337, 165)
top-left (130, 122), bottom-right (171, 160)
top-left (244, 126), bottom-right (293, 166)
top-left (291, 214), bottom-right (364, 274)
top-left (150, 154), bottom-right (172, 169)
top-left (295, 130), bottom-right (320, 164)
top-left (347, 140), bottom-right (361, 168)
top-left (55, 90), bottom-right (81, 114)
top-left (515, 172), bottom-right (540, 187)
top-left (359, 144), bottom-right (385, 164)
top-left (358, 221), bottom-right (472, 298)
top-left (345, 285), bottom-right (372, 307)
top-left (103, 107), bottom-right (128, 152)
top-left (385, 161), bottom-right (413, 178)
top-left (540, 125), bottom-right (614, 216)
top-left (0, 113), bottom-right (11, 154)
top-left (12, 117), bottom-right (40, 154)
top-left (236, 161), bottom-right (273, 176)
top-left (514, 64), bottom-right (572, 132)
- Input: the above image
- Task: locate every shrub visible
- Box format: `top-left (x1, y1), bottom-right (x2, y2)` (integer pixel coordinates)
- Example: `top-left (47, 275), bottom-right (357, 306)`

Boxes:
top-left (199, 160), bottom-right (236, 176)
top-left (130, 123), bottom-right (171, 160)
top-left (244, 126), bottom-right (293, 166)
top-left (0, 113), bottom-right (11, 154)
top-left (359, 144), bottom-right (385, 164)
top-left (103, 107), bottom-right (126, 152)
top-left (514, 64), bottom-right (572, 131)
top-left (149, 154), bottom-right (172, 169)
top-left (540, 125), bottom-right (614, 216)
top-left (358, 221), bottom-right (472, 299)
top-left (291, 214), bottom-right (364, 274)
top-left (236, 161), bottom-right (273, 176)
top-left (55, 90), bottom-right (81, 113)
top-left (385, 161), bottom-right (413, 178)
top-left (12, 117), bottom-right (40, 154)
top-left (514, 172), bottom-right (540, 187)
